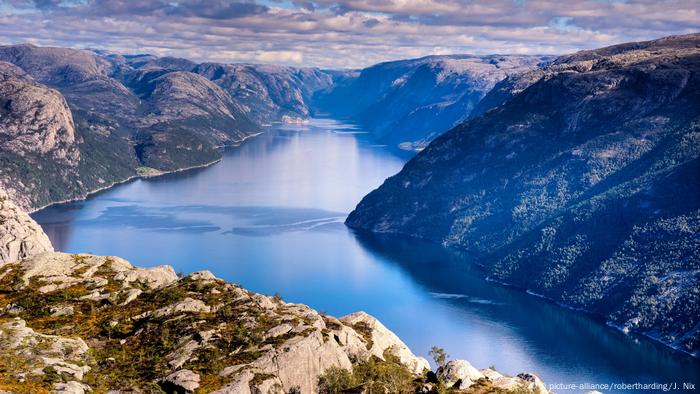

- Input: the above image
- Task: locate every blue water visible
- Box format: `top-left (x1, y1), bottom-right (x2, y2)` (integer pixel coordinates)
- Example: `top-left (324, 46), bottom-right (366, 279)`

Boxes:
top-left (33, 119), bottom-right (700, 392)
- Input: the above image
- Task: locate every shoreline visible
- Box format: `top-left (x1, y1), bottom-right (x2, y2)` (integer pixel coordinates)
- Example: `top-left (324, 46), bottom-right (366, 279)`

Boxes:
top-left (29, 131), bottom-right (265, 214)
top-left (348, 228), bottom-right (699, 360)
top-left (29, 157), bottom-right (223, 214)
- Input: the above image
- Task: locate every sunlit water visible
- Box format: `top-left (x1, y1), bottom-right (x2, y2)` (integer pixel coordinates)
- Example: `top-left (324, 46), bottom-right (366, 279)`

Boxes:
top-left (34, 119), bottom-right (700, 392)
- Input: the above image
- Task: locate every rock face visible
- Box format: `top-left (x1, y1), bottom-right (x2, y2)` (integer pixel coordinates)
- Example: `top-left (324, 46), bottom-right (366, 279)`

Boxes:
top-left (314, 54), bottom-right (552, 149)
top-left (347, 33), bottom-right (700, 356)
top-left (0, 62), bottom-right (82, 209)
top-left (0, 189), bottom-right (53, 264)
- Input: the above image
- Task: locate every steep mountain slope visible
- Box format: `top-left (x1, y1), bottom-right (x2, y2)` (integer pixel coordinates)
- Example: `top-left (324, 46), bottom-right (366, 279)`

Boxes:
top-left (127, 68), bottom-right (258, 145)
top-left (192, 62), bottom-right (336, 124)
top-left (0, 44), bottom-right (263, 210)
top-left (0, 194), bottom-right (545, 394)
top-left (0, 61), bottom-right (82, 209)
top-left (347, 34), bottom-right (700, 355)
top-left (0, 44), bottom-right (348, 210)
top-left (314, 55), bottom-right (552, 149)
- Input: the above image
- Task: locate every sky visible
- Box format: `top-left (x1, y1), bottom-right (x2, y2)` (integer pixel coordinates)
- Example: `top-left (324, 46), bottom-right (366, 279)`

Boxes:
top-left (0, 0), bottom-right (698, 69)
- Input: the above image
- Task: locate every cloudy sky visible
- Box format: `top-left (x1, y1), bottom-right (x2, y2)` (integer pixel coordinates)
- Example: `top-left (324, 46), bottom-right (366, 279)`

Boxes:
top-left (0, 0), bottom-right (698, 68)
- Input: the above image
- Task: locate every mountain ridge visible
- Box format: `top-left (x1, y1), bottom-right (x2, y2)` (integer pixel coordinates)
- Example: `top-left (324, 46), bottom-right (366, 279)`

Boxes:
top-left (314, 53), bottom-right (554, 150)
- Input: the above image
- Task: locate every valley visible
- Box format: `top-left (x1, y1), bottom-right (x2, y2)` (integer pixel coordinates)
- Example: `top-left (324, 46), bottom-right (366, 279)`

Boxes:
top-left (31, 119), bottom-right (700, 392)
top-left (1, 30), bottom-right (699, 393)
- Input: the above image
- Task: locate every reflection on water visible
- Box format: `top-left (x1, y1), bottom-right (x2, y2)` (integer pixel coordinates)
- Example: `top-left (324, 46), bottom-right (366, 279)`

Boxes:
top-left (33, 119), bottom-right (700, 392)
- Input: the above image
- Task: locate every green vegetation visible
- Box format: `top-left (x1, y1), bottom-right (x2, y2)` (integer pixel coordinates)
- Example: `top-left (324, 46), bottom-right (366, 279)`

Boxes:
top-left (318, 352), bottom-right (415, 394)
top-left (429, 346), bottom-right (449, 369)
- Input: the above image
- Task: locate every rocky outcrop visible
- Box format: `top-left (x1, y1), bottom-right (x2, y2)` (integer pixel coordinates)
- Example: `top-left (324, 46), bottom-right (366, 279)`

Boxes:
top-left (0, 251), bottom-right (549, 393)
top-left (0, 252), bottom-right (426, 393)
top-left (0, 190), bottom-right (53, 264)
top-left (0, 193), bottom-right (545, 393)
top-left (314, 54), bottom-right (552, 149)
top-left (340, 311), bottom-right (430, 374)
top-left (347, 33), bottom-right (700, 356)
top-left (437, 360), bottom-right (483, 389)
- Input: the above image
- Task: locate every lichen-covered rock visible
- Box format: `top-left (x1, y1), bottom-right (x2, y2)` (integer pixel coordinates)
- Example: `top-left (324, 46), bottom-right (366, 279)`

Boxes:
top-left (0, 216), bottom-right (541, 393)
top-left (340, 311), bottom-right (431, 374)
top-left (0, 189), bottom-right (53, 264)
top-left (159, 369), bottom-right (201, 393)
top-left (0, 252), bottom-right (451, 393)
top-left (437, 359), bottom-right (484, 389)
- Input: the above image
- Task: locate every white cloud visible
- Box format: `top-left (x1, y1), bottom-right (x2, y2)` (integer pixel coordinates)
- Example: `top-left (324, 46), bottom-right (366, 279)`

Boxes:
top-left (0, 0), bottom-right (697, 68)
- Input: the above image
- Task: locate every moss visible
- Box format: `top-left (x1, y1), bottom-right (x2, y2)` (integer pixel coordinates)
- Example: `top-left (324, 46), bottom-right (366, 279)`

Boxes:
top-left (351, 321), bottom-right (374, 350)
top-left (251, 372), bottom-right (277, 386)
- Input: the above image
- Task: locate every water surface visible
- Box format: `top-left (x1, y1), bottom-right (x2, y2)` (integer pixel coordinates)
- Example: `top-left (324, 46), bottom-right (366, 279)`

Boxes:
top-left (34, 119), bottom-right (700, 392)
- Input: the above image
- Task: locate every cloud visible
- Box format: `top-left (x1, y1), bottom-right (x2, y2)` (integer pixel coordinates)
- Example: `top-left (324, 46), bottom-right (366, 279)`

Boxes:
top-left (0, 0), bottom-right (697, 68)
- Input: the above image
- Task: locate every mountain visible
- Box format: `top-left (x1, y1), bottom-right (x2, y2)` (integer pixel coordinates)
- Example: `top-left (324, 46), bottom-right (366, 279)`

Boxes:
top-left (314, 54), bottom-right (552, 150)
top-left (0, 44), bottom-right (340, 211)
top-left (346, 33), bottom-right (700, 356)
top-left (192, 62), bottom-right (338, 124)
top-left (0, 192), bottom-right (546, 394)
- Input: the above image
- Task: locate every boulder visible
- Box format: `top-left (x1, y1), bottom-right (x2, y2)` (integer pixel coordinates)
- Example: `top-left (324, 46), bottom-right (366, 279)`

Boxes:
top-left (0, 189), bottom-right (53, 265)
top-left (159, 369), bottom-right (201, 393)
top-left (188, 270), bottom-right (217, 281)
top-left (113, 264), bottom-right (178, 289)
top-left (340, 311), bottom-right (430, 374)
top-left (517, 373), bottom-right (548, 394)
top-left (251, 330), bottom-right (353, 394)
top-left (153, 297), bottom-right (211, 318)
top-left (52, 381), bottom-right (91, 394)
top-left (211, 371), bottom-right (254, 394)
top-left (437, 359), bottom-right (484, 389)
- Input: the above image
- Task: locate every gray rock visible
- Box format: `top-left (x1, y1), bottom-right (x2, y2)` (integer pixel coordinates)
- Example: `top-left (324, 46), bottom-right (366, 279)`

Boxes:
top-left (159, 369), bottom-right (201, 393)
top-left (340, 311), bottom-right (430, 374)
top-left (437, 359), bottom-right (484, 389)
top-left (153, 297), bottom-right (211, 318)
top-left (52, 381), bottom-right (91, 394)
top-left (0, 190), bottom-right (53, 264)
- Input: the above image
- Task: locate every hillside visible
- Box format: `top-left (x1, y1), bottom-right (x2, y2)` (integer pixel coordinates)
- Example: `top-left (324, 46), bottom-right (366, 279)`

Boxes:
top-left (0, 44), bottom-right (340, 211)
top-left (346, 33), bottom-right (700, 356)
top-left (314, 54), bottom-right (552, 150)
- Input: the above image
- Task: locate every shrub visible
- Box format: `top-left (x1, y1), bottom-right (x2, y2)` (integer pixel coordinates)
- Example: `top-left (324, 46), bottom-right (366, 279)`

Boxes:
top-left (318, 367), bottom-right (353, 394)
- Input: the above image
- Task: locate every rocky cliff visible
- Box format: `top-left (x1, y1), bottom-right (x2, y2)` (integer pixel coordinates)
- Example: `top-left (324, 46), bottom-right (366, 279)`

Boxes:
top-left (0, 61), bottom-right (87, 210)
top-left (346, 33), bottom-right (700, 356)
top-left (314, 55), bottom-right (552, 150)
top-left (0, 190), bottom-right (53, 265)
top-left (0, 195), bottom-right (546, 394)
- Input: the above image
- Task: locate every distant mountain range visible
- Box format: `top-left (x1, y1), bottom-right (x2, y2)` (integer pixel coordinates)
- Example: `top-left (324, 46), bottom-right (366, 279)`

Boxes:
top-left (314, 54), bottom-right (553, 150)
top-left (347, 33), bottom-right (700, 356)
top-left (0, 44), bottom-right (550, 211)
top-left (0, 44), bottom-right (340, 210)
